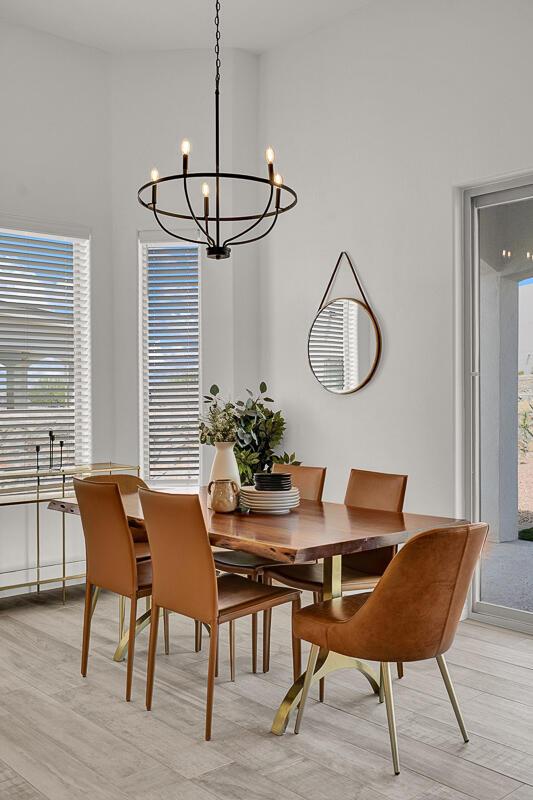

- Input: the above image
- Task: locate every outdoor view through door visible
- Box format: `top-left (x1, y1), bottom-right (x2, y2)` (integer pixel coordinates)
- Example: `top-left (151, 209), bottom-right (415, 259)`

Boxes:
top-left (478, 195), bottom-right (533, 617)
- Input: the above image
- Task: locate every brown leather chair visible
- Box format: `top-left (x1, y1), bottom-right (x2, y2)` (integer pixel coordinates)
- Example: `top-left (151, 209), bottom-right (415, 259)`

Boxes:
top-left (85, 474), bottom-right (172, 647)
top-left (87, 474), bottom-right (150, 557)
top-left (293, 523), bottom-right (488, 775)
top-left (139, 488), bottom-right (302, 740)
top-left (265, 468), bottom-right (407, 692)
top-left (74, 477), bottom-right (154, 701)
top-left (213, 464), bottom-right (327, 673)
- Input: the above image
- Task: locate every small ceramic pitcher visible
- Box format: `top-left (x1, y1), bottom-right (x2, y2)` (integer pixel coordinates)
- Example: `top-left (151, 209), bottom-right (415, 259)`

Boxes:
top-left (208, 479), bottom-right (239, 513)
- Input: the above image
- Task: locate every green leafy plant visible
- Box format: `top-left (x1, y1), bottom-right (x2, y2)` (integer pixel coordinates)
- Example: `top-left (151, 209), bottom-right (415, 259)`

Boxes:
top-left (198, 385), bottom-right (238, 444)
top-left (199, 381), bottom-right (300, 484)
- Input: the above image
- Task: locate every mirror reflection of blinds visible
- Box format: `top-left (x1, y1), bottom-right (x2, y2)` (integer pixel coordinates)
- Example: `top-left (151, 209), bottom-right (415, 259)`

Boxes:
top-left (141, 243), bottom-right (200, 483)
top-left (309, 300), bottom-right (346, 391)
top-left (0, 229), bottom-right (91, 492)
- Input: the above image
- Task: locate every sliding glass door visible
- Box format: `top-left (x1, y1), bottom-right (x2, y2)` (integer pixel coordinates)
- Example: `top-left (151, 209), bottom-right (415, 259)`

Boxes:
top-left (467, 181), bottom-right (533, 630)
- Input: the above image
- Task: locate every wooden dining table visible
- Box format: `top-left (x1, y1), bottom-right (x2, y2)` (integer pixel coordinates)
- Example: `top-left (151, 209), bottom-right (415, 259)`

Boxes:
top-left (48, 487), bottom-right (465, 735)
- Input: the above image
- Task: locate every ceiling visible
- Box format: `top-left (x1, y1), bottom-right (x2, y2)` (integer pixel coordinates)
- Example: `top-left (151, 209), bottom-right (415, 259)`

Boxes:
top-left (0, 0), bottom-right (369, 54)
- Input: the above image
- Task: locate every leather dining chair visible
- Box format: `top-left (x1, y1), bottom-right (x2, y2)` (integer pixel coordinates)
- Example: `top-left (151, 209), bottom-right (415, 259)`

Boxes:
top-left (86, 473), bottom-right (171, 649)
top-left (74, 477), bottom-right (154, 701)
top-left (213, 463), bottom-right (327, 673)
top-left (139, 488), bottom-right (302, 740)
top-left (264, 468), bottom-right (407, 696)
top-left (292, 523), bottom-right (489, 775)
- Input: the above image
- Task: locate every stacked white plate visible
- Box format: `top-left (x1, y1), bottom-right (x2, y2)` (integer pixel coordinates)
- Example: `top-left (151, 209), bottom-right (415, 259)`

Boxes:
top-left (240, 486), bottom-right (300, 514)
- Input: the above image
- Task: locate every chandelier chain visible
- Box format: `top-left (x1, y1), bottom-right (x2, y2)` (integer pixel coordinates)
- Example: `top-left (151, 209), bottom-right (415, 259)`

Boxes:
top-left (215, 0), bottom-right (221, 84)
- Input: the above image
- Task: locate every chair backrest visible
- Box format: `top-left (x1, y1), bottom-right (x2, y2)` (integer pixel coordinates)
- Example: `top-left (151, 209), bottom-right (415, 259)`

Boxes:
top-left (272, 463), bottom-right (326, 501)
top-left (139, 489), bottom-right (218, 624)
top-left (73, 477), bottom-right (137, 597)
top-left (343, 468), bottom-right (408, 575)
top-left (328, 523), bottom-right (488, 663)
top-left (344, 468), bottom-right (407, 511)
top-left (86, 473), bottom-right (148, 496)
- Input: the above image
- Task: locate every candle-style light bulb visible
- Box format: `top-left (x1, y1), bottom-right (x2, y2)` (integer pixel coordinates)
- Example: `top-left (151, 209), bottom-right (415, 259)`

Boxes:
top-left (266, 146), bottom-right (275, 181)
top-left (181, 139), bottom-right (191, 174)
top-left (274, 173), bottom-right (283, 208)
top-left (150, 168), bottom-right (159, 207)
top-left (202, 182), bottom-right (210, 222)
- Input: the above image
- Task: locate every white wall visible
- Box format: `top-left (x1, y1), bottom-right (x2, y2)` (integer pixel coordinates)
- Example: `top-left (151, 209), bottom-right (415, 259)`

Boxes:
top-left (0, 22), bottom-right (113, 591)
top-left (258, 0), bottom-right (533, 511)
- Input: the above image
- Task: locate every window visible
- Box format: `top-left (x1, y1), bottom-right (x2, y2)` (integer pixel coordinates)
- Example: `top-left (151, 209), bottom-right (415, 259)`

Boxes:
top-left (0, 228), bottom-right (91, 491)
top-left (140, 241), bottom-right (200, 484)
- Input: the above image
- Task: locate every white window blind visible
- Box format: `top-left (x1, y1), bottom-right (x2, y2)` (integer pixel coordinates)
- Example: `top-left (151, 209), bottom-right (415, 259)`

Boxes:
top-left (309, 300), bottom-right (348, 391)
top-left (140, 241), bottom-right (200, 484)
top-left (0, 228), bottom-right (91, 492)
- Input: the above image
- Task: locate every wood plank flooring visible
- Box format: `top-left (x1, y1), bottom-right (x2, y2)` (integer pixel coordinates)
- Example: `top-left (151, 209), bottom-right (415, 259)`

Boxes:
top-left (1, 586), bottom-right (532, 800)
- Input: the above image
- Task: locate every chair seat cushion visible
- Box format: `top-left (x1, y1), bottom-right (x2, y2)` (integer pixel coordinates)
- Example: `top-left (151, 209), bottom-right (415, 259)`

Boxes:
top-left (266, 562), bottom-right (381, 593)
top-left (217, 574), bottom-right (300, 622)
top-left (214, 549), bottom-right (281, 574)
top-left (293, 593), bottom-right (371, 648)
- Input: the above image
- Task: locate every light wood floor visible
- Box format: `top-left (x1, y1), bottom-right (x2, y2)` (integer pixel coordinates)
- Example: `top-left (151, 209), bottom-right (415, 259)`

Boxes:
top-left (1, 587), bottom-right (533, 800)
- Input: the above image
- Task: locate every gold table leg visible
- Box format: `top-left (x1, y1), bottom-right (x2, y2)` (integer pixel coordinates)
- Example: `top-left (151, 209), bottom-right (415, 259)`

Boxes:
top-left (271, 554), bottom-right (380, 735)
top-left (113, 606), bottom-right (165, 662)
top-left (119, 595), bottom-right (126, 641)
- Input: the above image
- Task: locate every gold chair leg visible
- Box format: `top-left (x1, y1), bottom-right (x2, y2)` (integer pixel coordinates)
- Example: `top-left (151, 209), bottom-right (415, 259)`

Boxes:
top-left (206, 623), bottom-right (218, 740)
top-left (294, 644), bottom-right (320, 734)
top-left (215, 631), bottom-right (219, 678)
top-left (163, 609), bottom-right (170, 655)
top-left (436, 654), bottom-right (469, 743)
top-left (126, 596), bottom-right (137, 702)
top-left (194, 619), bottom-right (202, 652)
top-left (146, 603), bottom-right (160, 711)
top-left (229, 620), bottom-right (236, 681)
top-left (397, 661), bottom-right (404, 679)
top-left (382, 662), bottom-right (400, 775)
top-left (118, 595), bottom-right (125, 642)
top-left (379, 663), bottom-right (384, 703)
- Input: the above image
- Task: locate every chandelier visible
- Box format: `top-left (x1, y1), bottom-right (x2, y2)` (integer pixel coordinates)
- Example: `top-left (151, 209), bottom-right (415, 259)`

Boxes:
top-left (137, 0), bottom-right (297, 260)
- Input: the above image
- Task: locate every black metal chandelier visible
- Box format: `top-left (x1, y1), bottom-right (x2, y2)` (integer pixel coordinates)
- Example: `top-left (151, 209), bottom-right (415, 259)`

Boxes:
top-left (137, 0), bottom-right (297, 260)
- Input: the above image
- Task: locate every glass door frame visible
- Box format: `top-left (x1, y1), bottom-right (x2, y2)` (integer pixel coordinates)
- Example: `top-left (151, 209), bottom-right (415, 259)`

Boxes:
top-left (463, 173), bottom-right (533, 634)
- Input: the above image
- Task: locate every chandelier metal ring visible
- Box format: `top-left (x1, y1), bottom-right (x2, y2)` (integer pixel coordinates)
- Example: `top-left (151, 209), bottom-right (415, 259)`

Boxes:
top-left (137, 0), bottom-right (297, 260)
top-left (138, 173), bottom-right (297, 223)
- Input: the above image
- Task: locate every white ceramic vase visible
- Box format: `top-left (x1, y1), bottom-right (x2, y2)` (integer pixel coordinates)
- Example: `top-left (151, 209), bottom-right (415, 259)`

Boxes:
top-left (208, 442), bottom-right (240, 508)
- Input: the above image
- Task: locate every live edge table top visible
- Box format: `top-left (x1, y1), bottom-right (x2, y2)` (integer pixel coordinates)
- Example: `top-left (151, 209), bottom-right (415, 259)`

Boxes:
top-left (48, 487), bottom-right (465, 565)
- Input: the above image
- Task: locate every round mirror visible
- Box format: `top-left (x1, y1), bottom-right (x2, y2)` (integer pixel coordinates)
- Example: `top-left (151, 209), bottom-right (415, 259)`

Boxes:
top-left (308, 297), bottom-right (381, 394)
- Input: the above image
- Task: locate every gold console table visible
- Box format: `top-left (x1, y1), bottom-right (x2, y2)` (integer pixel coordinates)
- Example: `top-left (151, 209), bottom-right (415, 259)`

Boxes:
top-left (0, 462), bottom-right (140, 602)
